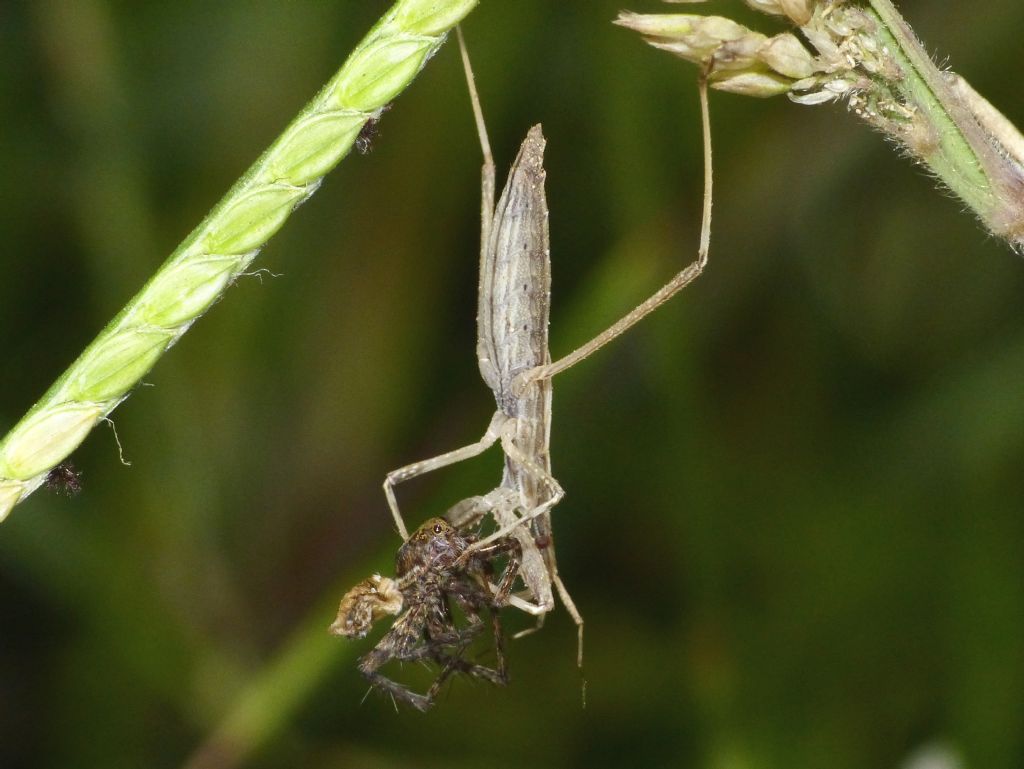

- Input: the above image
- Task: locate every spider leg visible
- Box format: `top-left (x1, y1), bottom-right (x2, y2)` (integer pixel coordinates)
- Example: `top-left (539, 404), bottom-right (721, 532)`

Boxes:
top-left (431, 652), bottom-right (507, 689)
top-left (477, 536), bottom-right (522, 606)
top-left (482, 603), bottom-right (509, 685)
top-left (362, 582), bottom-right (495, 711)
top-left (485, 565), bottom-right (512, 685)
top-left (357, 605), bottom-right (435, 712)
top-left (444, 578), bottom-right (511, 686)
top-left (453, 535), bottom-right (522, 602)
top-left (419, 644), bottom-right (508, 705)
top-left (416, 620), bottom-right (483, 660)
top-left (388, 600), bottom-right (498, 709)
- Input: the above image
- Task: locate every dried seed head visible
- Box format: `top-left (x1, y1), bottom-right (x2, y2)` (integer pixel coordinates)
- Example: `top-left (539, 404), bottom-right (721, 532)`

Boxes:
top-left (709, 33), bottom-right (770, 73)
top-left (622, 0), bottom-right (1024, 250)
top-left (617, 11), bottom-right (819, 98)
top-left (711, 68), bottom-right (794, 98)
top-left (618, 2), bottom-right (904, 107)
top-left (616, 13), bottom-right (755, 64)
top-left (329, 574), bottom-right (403, 639)
top-left (778, 0), bottom-right (814, 25)
top-left (0, 482), bottom-right (24, 523)
top-left (759, 33), bottom-right (816, 80)
top-left (743, 0), bottom-right (815, 25)
top-left (744, 0), bottom-right (786, 14)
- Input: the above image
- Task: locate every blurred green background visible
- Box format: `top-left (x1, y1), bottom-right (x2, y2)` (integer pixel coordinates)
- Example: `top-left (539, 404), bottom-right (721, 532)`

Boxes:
top-left (2, 1), bottom-right (1024, 768)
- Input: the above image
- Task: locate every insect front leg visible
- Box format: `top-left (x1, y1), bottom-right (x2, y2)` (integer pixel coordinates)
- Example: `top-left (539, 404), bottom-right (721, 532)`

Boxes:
top-left (382, 410), bottom-right (507, 540)
top-left (480, 422), bottom-right (585, 665)
top-left (444, 492), bottom-right (500, 531)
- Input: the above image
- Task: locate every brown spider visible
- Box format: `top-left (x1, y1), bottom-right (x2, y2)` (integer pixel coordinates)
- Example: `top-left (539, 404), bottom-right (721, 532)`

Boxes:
top-left (330, 517), bottom-right (521, 711)
top-left (45, 462), bottom-right (82, 496)
top-left (354, 104), bottom-right (391, 154)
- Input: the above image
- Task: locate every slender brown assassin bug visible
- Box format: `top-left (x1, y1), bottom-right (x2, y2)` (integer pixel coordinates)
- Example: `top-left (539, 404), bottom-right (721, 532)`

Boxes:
top-left (330, 517), bottom-right (521, 711)
top-left (380, 30), bottom-right (715, 669)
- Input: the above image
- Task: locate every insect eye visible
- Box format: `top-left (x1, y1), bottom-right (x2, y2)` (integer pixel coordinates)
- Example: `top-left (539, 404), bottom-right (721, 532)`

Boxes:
top-left (433, 523), bottom-right (443, 534)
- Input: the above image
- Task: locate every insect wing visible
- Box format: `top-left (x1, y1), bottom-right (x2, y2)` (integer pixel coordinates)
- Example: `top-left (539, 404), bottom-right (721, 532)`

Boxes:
top-left (477, 124), bottom-right (551, 413)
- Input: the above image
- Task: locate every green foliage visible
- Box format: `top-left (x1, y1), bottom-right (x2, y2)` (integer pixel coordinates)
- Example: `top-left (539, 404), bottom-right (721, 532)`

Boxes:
top-left (0, 0), bottom-right (478, 520)
top-left (1, 2), bottom-right (1024, 769)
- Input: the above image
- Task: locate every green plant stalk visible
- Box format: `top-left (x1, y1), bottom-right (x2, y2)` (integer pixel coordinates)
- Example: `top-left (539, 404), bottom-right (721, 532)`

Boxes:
top-left (865, 0), bottom-right (1024, 251)
top-left (182, 586), bottom-right (356, 769)
top-left (865, 2), bottom-right (991, 219)
top-left (0, 0), bottom-right (480, 522)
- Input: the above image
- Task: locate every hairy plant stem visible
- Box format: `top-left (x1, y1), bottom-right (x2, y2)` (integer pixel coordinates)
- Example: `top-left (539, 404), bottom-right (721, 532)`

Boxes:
top-left (618, 1), bottom-right (1024, 251)
top-left (0, 0), bottom-right (479, 522)
top-left (864, 0), bottom-right (1024, 250)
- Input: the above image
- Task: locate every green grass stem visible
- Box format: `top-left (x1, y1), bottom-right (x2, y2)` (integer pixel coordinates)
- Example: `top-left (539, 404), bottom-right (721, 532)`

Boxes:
top-left (865, 0), bottom-right (1024, 250)
top-left (0, 0), bottom-right (480, 522)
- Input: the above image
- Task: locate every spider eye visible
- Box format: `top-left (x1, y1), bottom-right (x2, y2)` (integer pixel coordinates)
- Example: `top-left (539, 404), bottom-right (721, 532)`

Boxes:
top-left (433, 523), bottom-right (443, 534)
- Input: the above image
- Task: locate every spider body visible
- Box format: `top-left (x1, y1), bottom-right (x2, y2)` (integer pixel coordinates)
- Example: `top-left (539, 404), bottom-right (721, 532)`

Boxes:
top-left (331, 517), bottom-right (521, 711)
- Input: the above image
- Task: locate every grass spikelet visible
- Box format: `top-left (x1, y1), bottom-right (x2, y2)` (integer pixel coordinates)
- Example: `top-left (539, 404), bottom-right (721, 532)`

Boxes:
top-left (0, 0), bottom-right (480, 523)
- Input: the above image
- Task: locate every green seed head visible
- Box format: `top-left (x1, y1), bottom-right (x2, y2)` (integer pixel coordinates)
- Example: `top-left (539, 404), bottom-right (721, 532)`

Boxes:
top-left (134, 258), bottom-right (240, 328)
top-left (0, 482), bottom-right (24, 522)
top-left (1, 404), bottom-right (104, 481)
top-left (65, 330), bottom-right (174, 403)
top-left (0, 0), bottom-right (480, 521)
top-left (397, 0), bottom-right (479, 36)
top-left (267, 112), bottom-right (366, 185)
top-left (334, 37), bottom-right (435, 112)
